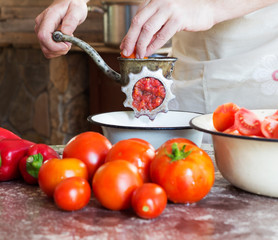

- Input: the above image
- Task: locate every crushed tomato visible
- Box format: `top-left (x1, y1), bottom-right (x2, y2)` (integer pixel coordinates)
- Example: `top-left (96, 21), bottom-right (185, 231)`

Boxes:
top-left (132, 77), bottom-right (166, 111)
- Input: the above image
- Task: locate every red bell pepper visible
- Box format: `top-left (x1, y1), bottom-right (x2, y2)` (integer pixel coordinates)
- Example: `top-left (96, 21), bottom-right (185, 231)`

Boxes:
top-left (19, 144), bottom-right (61, 184)
top-left (0, 127), bottom-right (21, 141)
top-left (0, 139), bottom-right (34, 181)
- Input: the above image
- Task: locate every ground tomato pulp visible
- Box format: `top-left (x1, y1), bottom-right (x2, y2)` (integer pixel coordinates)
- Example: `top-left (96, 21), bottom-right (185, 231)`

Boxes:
top-left (132, 77), bottom-right (166, 111)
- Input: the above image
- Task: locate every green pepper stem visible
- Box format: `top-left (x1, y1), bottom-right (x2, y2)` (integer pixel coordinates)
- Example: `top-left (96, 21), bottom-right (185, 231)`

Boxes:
top-left (26, 153), bottom-right (43, 178)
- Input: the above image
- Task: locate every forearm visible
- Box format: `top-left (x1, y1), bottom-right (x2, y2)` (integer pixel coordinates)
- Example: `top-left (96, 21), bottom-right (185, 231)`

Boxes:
top-left (212, 0), bottom-right (278, 24)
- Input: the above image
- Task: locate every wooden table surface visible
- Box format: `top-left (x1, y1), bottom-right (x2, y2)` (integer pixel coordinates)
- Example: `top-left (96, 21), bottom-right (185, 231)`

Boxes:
top-left (1, 144), bottom-right (278, 240)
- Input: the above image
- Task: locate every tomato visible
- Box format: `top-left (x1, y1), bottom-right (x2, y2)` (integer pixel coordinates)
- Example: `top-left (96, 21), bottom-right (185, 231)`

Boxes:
top-left (213, 102), bottom-right (239, 131)
top-left (223, 125), bottom-right (241, 135)
top-left (38, 158), bottom-right (88, 197)
top-left (261, 116), bottom-right (278, 138)
top-left (120, 47), bottom-right (148, 59)
top-left (131, 183), bottom-right (167, 219)
top-left (234, 108), bottom-right (262, 136)
top-left (156, 138), bottom-right (196, 154)
top-left (92, 160), bottom-right (143, 210)
top-left (150, 141), bottom-right (214, 204)
top-left (121, 48), bottom-right (136, 58)
top-left (105, 138), bottom-right (155, 182)
top-left (63, 132), bottom-right (112, 181)
top-left (132, 77), bottom-right (166, 111)
top-left (54, 177), bottom-right (91, 211)
top-left (272, 124), bottom-right (278, 139)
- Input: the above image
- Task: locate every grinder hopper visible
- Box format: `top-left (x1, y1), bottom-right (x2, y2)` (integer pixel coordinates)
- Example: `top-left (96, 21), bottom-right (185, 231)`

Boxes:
top-left (52, 31), bottom-right (177, 120)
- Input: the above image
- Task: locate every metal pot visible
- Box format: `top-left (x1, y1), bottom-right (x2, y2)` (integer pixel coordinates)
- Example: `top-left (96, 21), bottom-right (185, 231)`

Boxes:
top-left (88, 0), bottom-right (143, 47)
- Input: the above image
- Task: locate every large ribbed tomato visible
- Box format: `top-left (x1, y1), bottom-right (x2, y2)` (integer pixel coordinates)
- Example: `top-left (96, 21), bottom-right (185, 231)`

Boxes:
top-left (150, 139), bottom-right (214, 204)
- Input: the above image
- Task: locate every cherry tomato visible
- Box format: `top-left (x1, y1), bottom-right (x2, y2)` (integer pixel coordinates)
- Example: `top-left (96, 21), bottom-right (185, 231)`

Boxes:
top-left (150, 140), bottom-right (214, 204)
top-left (131, 183), bottom-right (167, 219)
top-left (54, 177), bottom-right (91, 211)
top-left (92, 160), bottom-right (143, 210)
top-left (234, 108), bottom-right (262, 136)
top-left (213, 103), bottom-right (239, 132)
top-left (38, 158), bottom-right (88, 197)
top-left (105, 138), bottom-right (155, 182)
top-left (63, 132), bottom-right (112, 181)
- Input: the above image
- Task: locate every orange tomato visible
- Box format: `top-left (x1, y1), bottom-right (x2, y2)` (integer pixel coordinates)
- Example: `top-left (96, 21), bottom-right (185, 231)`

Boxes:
top-left (38, 158), bottom-right (88, 197)
top-left (120, 47), bottom-right (148, 59)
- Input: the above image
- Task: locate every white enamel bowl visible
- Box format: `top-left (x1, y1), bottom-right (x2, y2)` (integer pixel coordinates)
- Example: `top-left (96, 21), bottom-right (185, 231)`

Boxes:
top-left (190, 109), bottom-right (278, 198)
top-left (88, 111), bottom-right (203, 149)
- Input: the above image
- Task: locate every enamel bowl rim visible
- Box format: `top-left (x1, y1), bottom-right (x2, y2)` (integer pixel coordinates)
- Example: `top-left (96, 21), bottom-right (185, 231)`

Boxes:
top-left (88, 110), bottom-right (202, 130)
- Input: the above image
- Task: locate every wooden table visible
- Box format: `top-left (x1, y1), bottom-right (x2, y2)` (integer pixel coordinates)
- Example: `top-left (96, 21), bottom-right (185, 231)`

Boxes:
top-left (1, 144), bottom-right (278, 240)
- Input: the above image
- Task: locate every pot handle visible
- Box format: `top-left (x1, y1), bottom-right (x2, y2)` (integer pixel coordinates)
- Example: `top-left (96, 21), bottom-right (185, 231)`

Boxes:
top-left (52, 31), bottom-right (121, 84)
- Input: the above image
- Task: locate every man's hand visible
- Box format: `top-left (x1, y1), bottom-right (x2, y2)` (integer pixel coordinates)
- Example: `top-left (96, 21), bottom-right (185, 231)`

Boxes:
top-left (35, 0), bottom-right (88, 58)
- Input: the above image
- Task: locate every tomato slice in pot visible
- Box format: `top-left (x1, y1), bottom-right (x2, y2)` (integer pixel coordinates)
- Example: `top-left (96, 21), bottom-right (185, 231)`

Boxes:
top-left (212, 103), bottom-right (240, 132)
top-left (234, 108), bottom-right (262, 136)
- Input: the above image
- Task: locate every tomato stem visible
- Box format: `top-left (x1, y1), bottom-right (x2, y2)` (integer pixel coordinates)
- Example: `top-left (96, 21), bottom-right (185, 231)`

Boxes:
top-left (167, 143), bottom-right (192, 162)
top-left (142, 206), bottom-right (149, 212)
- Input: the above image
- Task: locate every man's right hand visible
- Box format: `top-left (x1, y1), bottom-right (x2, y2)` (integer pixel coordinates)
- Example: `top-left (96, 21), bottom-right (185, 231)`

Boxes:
top-left (35, 0), bottom-right (88, 58)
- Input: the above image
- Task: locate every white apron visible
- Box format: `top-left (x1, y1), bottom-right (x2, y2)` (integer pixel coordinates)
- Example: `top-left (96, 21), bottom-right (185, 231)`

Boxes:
top-left (169, 3), bottom-right (278, 114)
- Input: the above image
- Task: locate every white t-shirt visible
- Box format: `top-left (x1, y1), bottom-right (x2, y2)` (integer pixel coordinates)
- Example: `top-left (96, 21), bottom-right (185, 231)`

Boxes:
top-left (169, 3), bottom-right (278, 114)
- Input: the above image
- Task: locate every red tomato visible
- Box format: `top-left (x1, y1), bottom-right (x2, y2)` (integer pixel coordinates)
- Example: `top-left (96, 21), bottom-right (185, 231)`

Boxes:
top-left (105, 138), bottom-right (155, 182)
top-left (156, 138), bottom-right (196, 154)
top-left (213, 103), bottom-right (239, 132)
top-left (92, 160), bottom-right (143, 210)
top-left (131, 183), bottom-right (167, 219)
top-left (38, 158), bottom-right (88, 197)
top-left (234, 108), bottom-right (262, 136)
top-left (272, 125), bottom-right (278, 139)
top-left (223, 125), bottom-right (241, 135)
top-left (63, 132), bottom-right (112, 181)
top-left (150, 141), bottom-right (214, 204)
top-left (54, 177), bottom-right (91, 211)
top-left (261, 117), bottom-right (278, 138)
